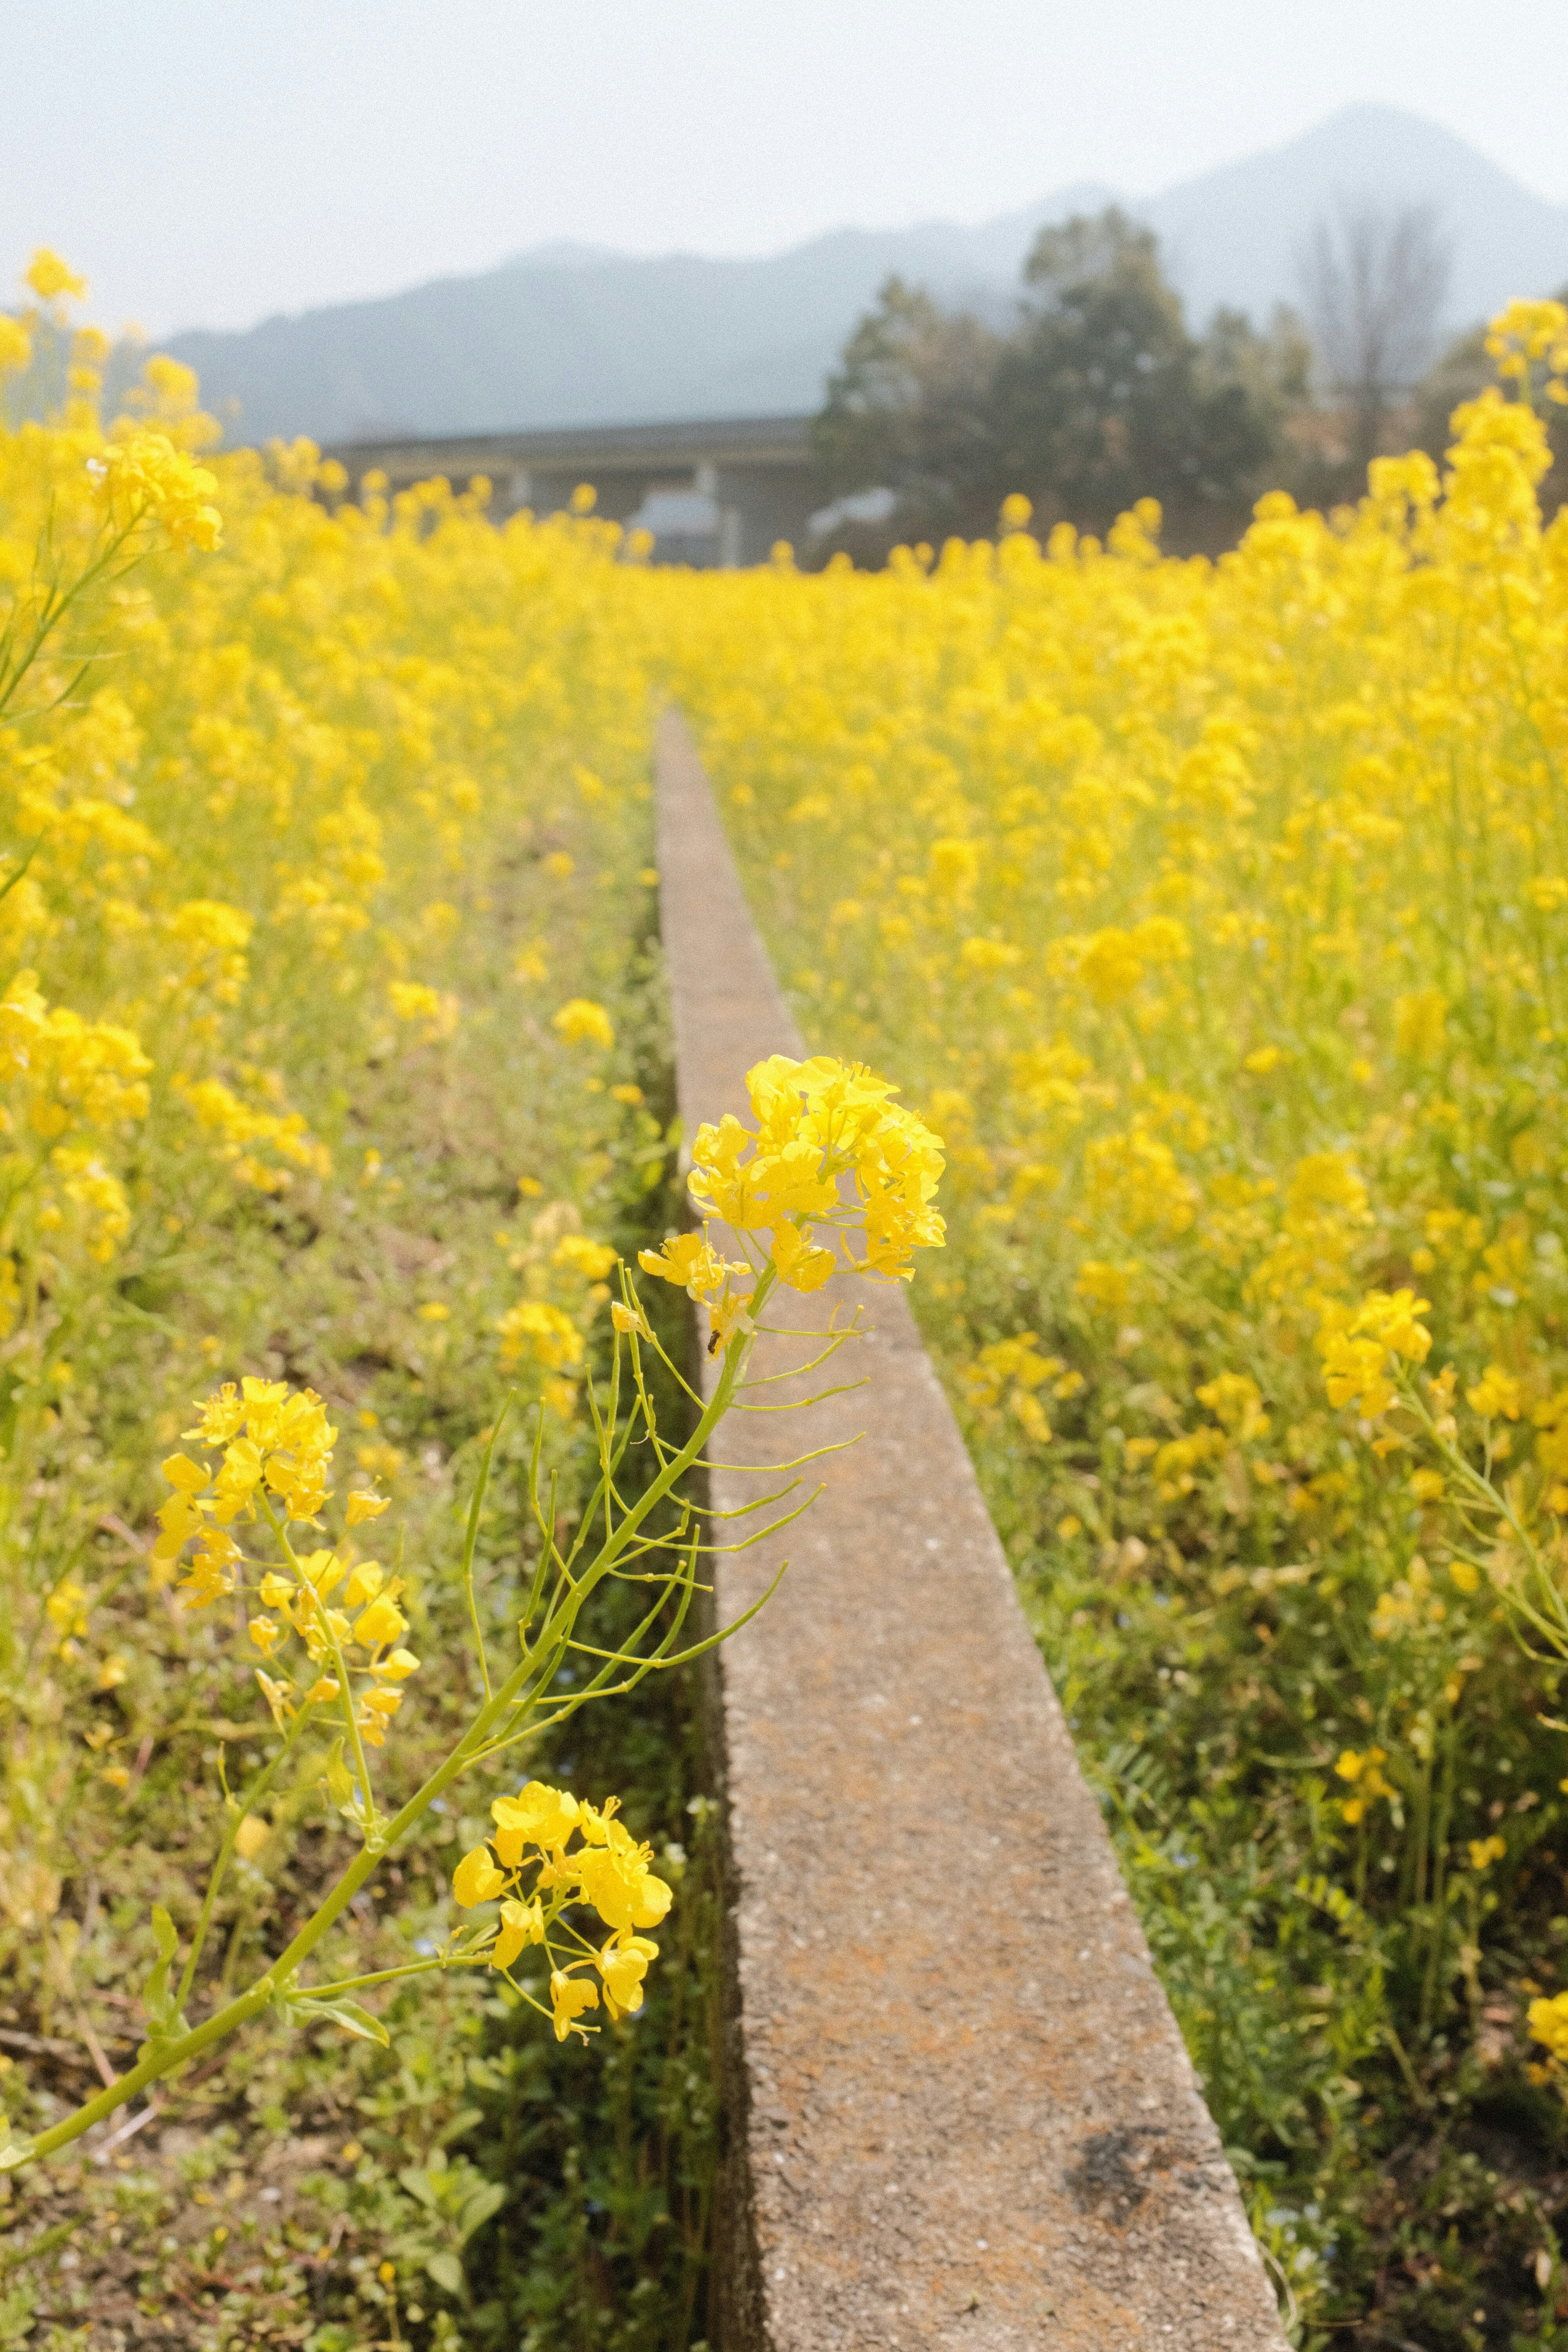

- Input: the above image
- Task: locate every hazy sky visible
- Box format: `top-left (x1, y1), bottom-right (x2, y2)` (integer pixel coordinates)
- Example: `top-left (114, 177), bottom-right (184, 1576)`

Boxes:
top-left (8, 0), bottom-right (1568, 339)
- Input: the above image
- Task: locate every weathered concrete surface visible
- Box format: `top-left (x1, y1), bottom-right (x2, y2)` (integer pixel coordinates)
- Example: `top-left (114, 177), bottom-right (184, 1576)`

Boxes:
top-left (656, 707), bottom-right (1286, 2352)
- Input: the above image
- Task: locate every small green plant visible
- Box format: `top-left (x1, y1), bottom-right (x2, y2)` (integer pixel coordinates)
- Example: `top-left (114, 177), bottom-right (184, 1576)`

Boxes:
top-left (1, 1054), bottom-right (944, 2175)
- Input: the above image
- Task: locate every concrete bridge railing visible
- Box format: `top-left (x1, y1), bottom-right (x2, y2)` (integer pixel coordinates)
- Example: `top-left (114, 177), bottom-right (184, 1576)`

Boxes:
top-left (323, 414), bottom-right (820, 566)
top-left (656, 708), bottom-right (1289, 2352)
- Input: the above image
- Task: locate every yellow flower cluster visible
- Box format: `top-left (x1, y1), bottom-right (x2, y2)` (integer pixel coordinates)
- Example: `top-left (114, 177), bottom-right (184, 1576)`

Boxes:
top-left (94, 430), bottom-right (223, 551)
top-left (636, 1053), bottom-right (944, 1350)
top-left (161, 1378), bottom-right (337, 1555)
top-left (1530, 1991), bottom-right (1568, 2063)
top-left (1334, 1745), bottom-right (1394, 1826)
top-left (551, 996), bottom-right (616, 1050)
top-left (0, 968), bottom-right (153, 1267)
top-left (0, 240), bottom-right (664, 1545)
top-left (155, 1379), bottom-right (407, 1750)
top-left (26, 249), bottom-right (88, 304)
top-left (1318, 1290), bottom-right (1433, 1419)
top-left (452, 1780), bottom-right (672, 2040)
top-left (644, 303), bottom-right (1568, 1594)
top-left (493, 1209), bottom-right (619, 1411)
top-left (960, 1332), bottom-right (1072, 1445)
top-left (692, 1053), bottom-right (943, 1275)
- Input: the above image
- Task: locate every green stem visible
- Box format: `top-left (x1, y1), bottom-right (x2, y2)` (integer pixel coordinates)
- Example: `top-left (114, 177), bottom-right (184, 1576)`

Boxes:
top-left (0, 512), bottom-right (144, 723)
top-left (175, 1699), bottom-right (315, 2012)
top-left (1420, 1709), bottom-right (1459, 2036)
top-left (1382, 2016), bottom-right (1429, 2109)
top-left (1404, 1375), bottom-right (1568, 1655)
top-left (257, 1492), bottom-right (379, 1837)
top-left (457, 1394), bottom-right (513, 1704)
top-left (16, 1286), bottom-right (765, 2170)
top-left (306, 1955), bottom-right (483, 2000)
top-left (1413, 1738), bottom-right (1432, 1912)
top-left (0, 2219), bottom-right (78, 2277)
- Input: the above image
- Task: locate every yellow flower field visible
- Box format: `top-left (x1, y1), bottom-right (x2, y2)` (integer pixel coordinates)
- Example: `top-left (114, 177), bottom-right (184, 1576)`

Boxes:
top-left (0, 256), bottom-right (715, 2344)
top-left (10, 241), bottom-right (1568, 2343)
top-left (659, 303), bottom-right (1568, 2335)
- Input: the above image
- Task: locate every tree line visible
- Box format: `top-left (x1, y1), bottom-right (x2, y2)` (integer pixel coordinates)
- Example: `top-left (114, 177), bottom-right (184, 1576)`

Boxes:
top-left (810, 203), bottom-right (1567, 560)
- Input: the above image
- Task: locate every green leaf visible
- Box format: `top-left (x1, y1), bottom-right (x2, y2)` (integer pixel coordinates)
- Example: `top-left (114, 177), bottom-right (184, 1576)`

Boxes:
top-left (294, 1996), bottom-right (389, 2047)
top-left (438, 2105), bottom-right (484, 2144)
top-left (455, 2181), bottom-right (505, 2243)
top-left (324, 1738), bottom-right (355, 1809)
top-left (141, 1903), bottom-right (181, 2031)
top-left (398, 2166), bottom-right (442, 2212)
top-left (425, 2251), bottom-right (464, 2298)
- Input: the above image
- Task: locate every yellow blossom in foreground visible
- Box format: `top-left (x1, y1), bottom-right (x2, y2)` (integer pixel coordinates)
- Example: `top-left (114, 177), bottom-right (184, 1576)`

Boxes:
top-left (449, 1780), bottom-right (673, 2031)
top-left (770, 1220), bottom-right (837, 1292)
top-left (550, 1971), bottom-right (599, 2042)
top-left (598, 1931), bottom-right (659, 2019)
top-left (493, 1897), bottom-right (545, 1971)
top-left (574, 1827), bottom-right (674, 1933)
top-left (453, 1847), bottom-right (506, 1907)
top-left (638, 1232), bottom-right (736, 1301)
top-left (687, 1054), bottom-right (944, 1284)
top-left (492, 1781), bottom-right (581, 1862)
top-left (1530, 1991), bottom-right (1568, 2063)
top-left (96, 432), bottom-right (222, 550)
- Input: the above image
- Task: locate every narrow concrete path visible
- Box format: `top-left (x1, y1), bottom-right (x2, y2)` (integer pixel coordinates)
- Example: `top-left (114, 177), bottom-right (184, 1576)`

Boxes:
top-left (656, 709), bottom-right (1286, 2352)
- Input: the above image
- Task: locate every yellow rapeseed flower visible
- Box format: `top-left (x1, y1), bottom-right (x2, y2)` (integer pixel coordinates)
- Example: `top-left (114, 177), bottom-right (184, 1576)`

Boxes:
top-left (25, 249), bottom-right (87, 302)
top-left (552, 997), bottom-right (615, 1049)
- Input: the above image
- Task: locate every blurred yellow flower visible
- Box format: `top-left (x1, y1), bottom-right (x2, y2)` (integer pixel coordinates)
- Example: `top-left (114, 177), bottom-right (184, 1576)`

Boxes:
top-left (552, 997), bottom-right (615, 1049)
top-left (26, 248), bottom-right (87, 302)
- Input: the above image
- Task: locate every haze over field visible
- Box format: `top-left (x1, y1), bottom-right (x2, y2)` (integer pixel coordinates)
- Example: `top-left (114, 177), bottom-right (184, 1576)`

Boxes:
top-left (162, 107), bottom-right (1568, 446)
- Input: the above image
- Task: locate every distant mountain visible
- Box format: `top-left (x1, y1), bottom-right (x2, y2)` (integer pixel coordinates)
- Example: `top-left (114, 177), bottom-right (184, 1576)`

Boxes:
top-left (165, 107), bottom-right (1568, 447)
top-left (168, 192), bottom-right (1115, 446)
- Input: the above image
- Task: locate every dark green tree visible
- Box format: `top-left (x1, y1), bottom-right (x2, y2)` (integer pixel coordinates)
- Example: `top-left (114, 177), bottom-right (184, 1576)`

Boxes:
top-left (987, 210), bottom-right (1289, 541)
top-left (811, 275), bottom-right (1002, 539)
top-left (813, 215), bottom-right (1304, 558)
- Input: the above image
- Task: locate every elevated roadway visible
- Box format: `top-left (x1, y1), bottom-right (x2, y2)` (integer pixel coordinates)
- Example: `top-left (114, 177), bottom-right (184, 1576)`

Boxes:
top-left (322, 413), bottom-right (820, 565)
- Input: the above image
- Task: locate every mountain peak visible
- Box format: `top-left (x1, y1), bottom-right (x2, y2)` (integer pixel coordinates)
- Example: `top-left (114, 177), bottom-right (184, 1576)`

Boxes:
top-left (1140, 103), bottom-right (1567, 330)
